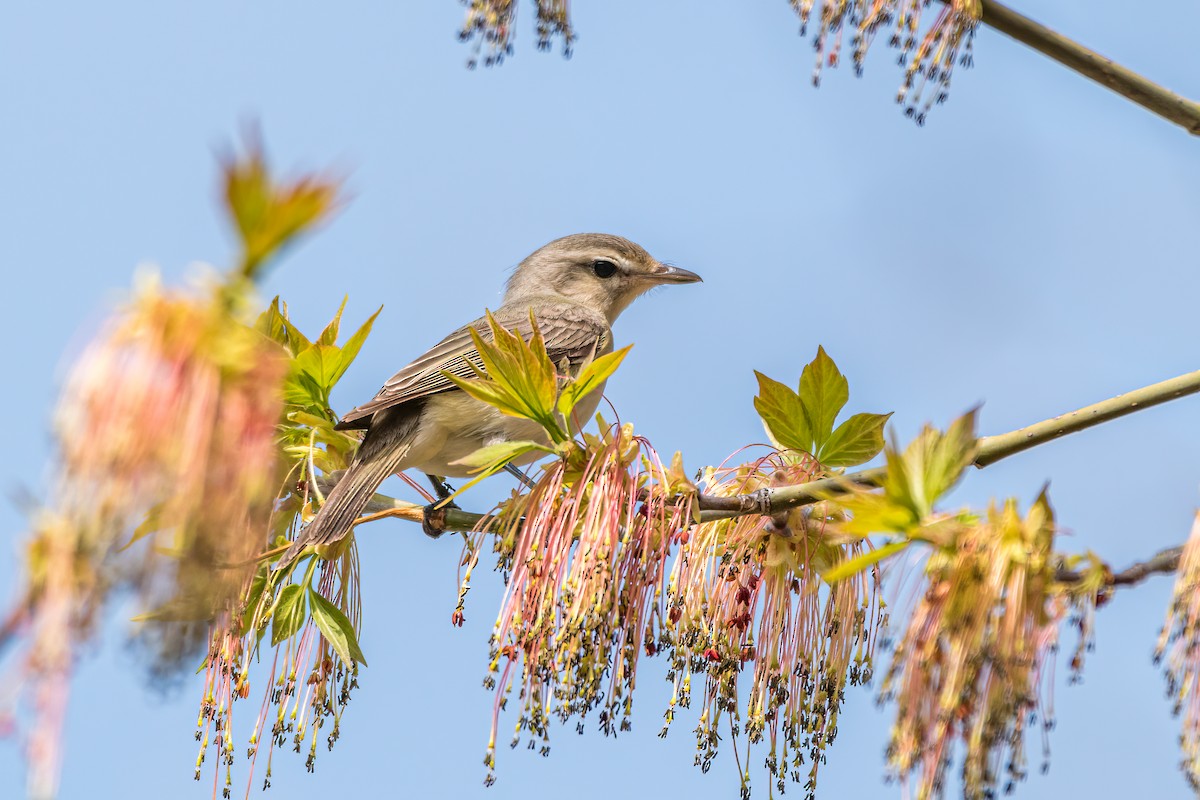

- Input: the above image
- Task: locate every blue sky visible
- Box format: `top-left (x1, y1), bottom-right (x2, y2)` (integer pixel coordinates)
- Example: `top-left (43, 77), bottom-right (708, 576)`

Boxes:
top-left (2, 1), bottom-right (1199, 798)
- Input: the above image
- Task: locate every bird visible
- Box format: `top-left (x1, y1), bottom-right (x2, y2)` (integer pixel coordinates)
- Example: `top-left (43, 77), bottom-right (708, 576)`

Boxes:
top-left (275, 233), bottom-right (701, 570)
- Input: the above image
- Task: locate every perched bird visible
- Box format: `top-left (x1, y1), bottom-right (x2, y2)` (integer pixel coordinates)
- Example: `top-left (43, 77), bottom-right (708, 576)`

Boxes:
top-left (276, 233), bottom-right (701, 569)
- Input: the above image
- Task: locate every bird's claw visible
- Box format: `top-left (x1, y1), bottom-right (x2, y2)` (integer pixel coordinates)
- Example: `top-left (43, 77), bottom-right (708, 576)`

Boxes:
top-left (422, 500), bottom-right (458, 539)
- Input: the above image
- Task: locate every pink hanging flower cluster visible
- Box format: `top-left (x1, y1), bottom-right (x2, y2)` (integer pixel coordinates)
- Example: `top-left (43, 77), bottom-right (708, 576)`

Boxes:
top-left (664, 453), bottom-right (885, 797)
top-left (789, 0), bottom-right (981, 123)
top-left (196, 554), bottom-right (362, 798)
top-left (465, 423), bottom-right (694, 784)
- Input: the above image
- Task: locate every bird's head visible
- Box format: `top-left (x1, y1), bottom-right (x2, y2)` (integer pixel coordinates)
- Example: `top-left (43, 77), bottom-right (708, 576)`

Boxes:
top-left (503, 233), bottom-right (702, 324)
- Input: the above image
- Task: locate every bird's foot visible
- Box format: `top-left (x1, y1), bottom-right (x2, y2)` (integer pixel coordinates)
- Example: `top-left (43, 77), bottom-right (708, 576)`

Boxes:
top-left (425, 473), bottom-right (456, 502)
top-left (503, 462), bottom-right (536, 489)
top-left (422, 499), bottom-right (458, 539)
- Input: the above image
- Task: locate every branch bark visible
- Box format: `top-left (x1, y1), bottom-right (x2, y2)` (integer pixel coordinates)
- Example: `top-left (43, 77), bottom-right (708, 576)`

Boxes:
top-left (1056, 545), bottom-right (1184, 589)
top-left (355, 366), bottom-right (1200, 533)
top-left (971, 0), bottom-right (1200, 135)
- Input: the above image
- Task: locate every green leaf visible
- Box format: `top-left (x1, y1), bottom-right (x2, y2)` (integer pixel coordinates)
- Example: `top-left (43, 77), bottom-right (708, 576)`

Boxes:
top-left (294, 344), bottom-right (343, 393)
top-left (835, 491), bottom-right (920, 537)
top-left (447, 440), bottom-right (552, 498)
top-left (919, 408), bottom-right (979, 511)
top-left (881, 409), bottom-right (979, 519)
top-left (120, 503), bottom-right (165, 551)
top-left (271, 584), bottom-right (308, 646)
top-left (822, 539), bottom-right (911, 583)
top-left (558, 344), bottom-right (631, 422)
top-left (880, 433), bottom-right (920, 515)
top-left (446, 311), bottom-right (566, 440)
top-left (444, 371), bottom-right (535, 420)
top-left (453, 440), bottom-right (552, 472)
top-left (753, 371), bottom-right (812, 454)
top-left (317, 296), bottom-right (348, 345)
top-left (241, 567), bottom-right (269, 634)
top-left (798, 346), bottom-right (849, 450)
top-left (287, 409), bottom-right (337, 431)
top-left (331, 305), bottom-right (382, 386)
top-left (256, 297), bottom-right (311, 354)
top-left (308, 588), bottom-right (367, 666)
top-left (283, 368), bottom-right (329, 409)
top-left (821, 412), bottom-right (893, 468)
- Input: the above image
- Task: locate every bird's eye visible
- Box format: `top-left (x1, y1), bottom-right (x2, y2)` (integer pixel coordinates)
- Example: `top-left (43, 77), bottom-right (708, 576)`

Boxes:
top-left (591, 259), bottom-right (618, 279)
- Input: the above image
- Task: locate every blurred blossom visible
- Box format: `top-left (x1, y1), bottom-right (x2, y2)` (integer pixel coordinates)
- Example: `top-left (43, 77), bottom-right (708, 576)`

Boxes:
top-left (1158, 511), bottom-right (1200, 790)
top-left (8, 272), bottom-right (288, 797)
top-left (882, 495), bottom-right (1061, 799)
top-left (4, 138), bottom-right (343, 798)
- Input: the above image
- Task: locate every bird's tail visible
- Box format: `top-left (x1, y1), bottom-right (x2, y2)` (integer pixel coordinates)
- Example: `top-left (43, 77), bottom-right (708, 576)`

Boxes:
top-left (274, 432), bottom-right (413, 572)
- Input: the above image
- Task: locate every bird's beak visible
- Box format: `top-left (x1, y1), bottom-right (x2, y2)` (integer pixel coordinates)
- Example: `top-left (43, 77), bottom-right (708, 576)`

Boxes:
top-left (649, 263), bottom-right (703, 284)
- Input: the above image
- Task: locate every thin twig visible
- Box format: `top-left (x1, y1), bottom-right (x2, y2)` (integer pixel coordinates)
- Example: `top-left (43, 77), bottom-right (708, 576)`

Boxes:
top-left (970, 0), bottom-right (1200, 135)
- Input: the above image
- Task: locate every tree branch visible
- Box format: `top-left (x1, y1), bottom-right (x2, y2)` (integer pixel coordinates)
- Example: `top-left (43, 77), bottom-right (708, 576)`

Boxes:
top-left (1056, 545), bottom-right (1184, 589)
top-left (971, 0), bottom-right (1200, 135)
top-left (348, 366), bottom-right (1199, 533)
top-left (973, 368), bottom-right (1200, 466)
top-left (700, 367), bottom-right (1200, 521)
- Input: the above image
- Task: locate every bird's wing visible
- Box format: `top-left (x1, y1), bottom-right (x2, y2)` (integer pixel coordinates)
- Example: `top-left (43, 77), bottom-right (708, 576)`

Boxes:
top-left (335, 303), bottom-right (611, 430)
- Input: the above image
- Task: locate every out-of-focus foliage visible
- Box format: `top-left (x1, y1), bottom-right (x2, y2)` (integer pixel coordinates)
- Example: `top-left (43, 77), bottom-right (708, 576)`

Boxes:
top-left (222, 136), bottom-right (341, 281)
top-left (1, 140), bottom-right (348, 799)
top-left (459, 0), bottom-right (574, 67)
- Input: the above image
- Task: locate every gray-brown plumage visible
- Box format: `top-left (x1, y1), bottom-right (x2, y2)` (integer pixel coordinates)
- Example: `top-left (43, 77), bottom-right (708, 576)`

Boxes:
top-left (276, 233), bottom-right (701, 570)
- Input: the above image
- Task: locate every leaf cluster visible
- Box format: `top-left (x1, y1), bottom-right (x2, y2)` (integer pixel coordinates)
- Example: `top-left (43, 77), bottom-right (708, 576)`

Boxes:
top-left (442, 310), bottom-right (631, 495)
top-left (257, 297), bottom-right (380, 476)
top-left (754, 346), bottom-right (891, 469)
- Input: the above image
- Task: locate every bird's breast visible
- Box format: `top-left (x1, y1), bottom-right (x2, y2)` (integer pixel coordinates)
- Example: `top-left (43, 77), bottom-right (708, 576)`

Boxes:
top-left (404, 392), bottom-right (551, 478)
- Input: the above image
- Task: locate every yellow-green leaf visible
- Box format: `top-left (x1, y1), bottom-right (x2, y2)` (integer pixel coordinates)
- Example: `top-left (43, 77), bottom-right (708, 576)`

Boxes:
top-left (443, 371), bottom-right (536, 421)
top-left (317, 296), bottom-right (348, 345)
top-left (822, 539), bottom-right (910, 584)
top-left (332, 305), bottom-right (383, 385)
top-left (308, 588), bottom-right (367, 666)
top-left (452, 440), bottom-right (551, 472)
top-left (821, 412), bottom-right (893, 467)
top-left (558, 344), bottom-right (631, 422)
top-left (753, 371), bottom-right (812, 454)
top-left (798, 346), bottom-right (849, 449)
top-left (920, 408), bottom-right (979, 510)
top-left (447, 440), bottom-right (552, 498)
top-left (121, 503), bottom-right (165, 551)
top-left (270, 584), bottom-right (307, 646)
top-left (256, 297), bottom-right (311, 353)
